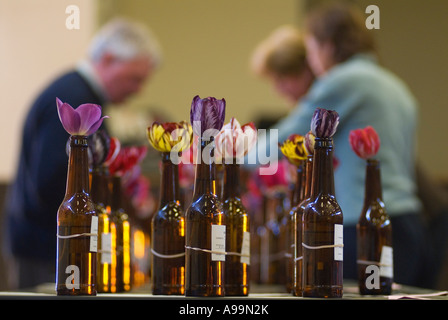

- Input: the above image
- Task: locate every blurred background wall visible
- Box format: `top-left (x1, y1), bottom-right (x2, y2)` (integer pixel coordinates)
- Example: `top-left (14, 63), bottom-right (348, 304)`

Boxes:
top-left (0, 0), bottom-right (447, 289)
top-left (1, 0), bottom-right (447, 182)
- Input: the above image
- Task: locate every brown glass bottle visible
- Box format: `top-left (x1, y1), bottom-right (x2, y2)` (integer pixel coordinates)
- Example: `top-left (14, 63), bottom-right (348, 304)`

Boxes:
top-left (222, 163), bottom-right (250, 296)
top-left (357, 159), bottom-right (393, 295)
top-left (151, 152), bottom-right (185, 295)
top-left (185, 138), bottom-right (226, 297)
top-left (292, 155), bottom-right (313, 296)
top-left (302, 138), bottom-right (343, 298)
top-left (56, 136), bottom-right (97, 296)
top-left (91, 166), bottom-right (113, 293)
top-left (285, 161), bottom-right (305, 293)
top-left (110, 175), bottom-right (132, 292)
top-left (266, 190), bottom-right (286, 285)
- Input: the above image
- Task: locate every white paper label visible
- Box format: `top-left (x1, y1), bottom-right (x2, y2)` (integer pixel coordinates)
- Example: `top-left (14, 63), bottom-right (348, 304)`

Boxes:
top-left (240, 231), bottom-right (250, 265)
top-left (334, 224), bottom-right (343, 261)
top-left (380, 245), bottom-right (393, 278)
top-left (101, 233), bottom-right (112, 264)
top-left (90, 216), bottom-right (98, 252)
top-left (211, 224), bottom-right (226, 261)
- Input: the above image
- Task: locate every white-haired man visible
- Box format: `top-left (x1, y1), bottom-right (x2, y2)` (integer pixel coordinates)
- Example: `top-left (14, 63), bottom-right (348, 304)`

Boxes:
top-left (3, 18), bottom-right (162, 289)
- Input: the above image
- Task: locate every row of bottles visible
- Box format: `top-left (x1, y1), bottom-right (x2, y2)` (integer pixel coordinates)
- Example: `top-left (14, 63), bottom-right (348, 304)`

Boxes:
top-left (56, 107), bottom-right (392, 297)
top-left (250, 134), bottom-right (392, 297)
top-left (153, 138), bottom-right (250, 296)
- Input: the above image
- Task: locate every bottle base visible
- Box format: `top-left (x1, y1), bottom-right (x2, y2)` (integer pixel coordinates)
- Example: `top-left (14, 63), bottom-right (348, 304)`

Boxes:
top-left (152, 284), bottom-right (185, 295)
top-left (302, 285), bottom-right (343, 298)
top-left (224, 284), bottom-right (249, 296)
top-left (185, 284), bottom-right (225, 297)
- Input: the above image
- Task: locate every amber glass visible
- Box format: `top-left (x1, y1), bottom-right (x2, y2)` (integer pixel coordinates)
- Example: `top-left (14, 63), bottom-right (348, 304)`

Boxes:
top-left (56, 136), bottom-right (97, 296)
top-left (185, 138), bottom-right (226, 297)
top-left (266, 191), bottom-right (286, 285)
top-left (285, 161), bottom-right (305, 293)
top-left (151, 152), bottom-right (185, 295)
top-left (110, 175), bottom-right (132, 292)
top-left (292, 155), bottom-right (313, 296)
top-left (302, 138), bottom-right (343, 298)
top-left (357, 159), bottom-right (393, 295)
top-left (90, 167), bottom-right (114, 293)
top-left (222, 163), bottom-right (250, 296)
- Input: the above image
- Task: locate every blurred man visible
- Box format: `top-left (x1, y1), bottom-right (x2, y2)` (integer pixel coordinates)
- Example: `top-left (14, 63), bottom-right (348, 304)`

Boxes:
top-left (3, 18), bottom-right (162, 289)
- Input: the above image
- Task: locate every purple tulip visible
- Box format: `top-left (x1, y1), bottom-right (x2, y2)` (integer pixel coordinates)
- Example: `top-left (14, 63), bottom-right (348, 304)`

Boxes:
top-left (310, 107), bottom-right (339, 138)
top-left (190, 95), bottom-right (226, 140)
top-left (56, 97), bottom-right (109, 136)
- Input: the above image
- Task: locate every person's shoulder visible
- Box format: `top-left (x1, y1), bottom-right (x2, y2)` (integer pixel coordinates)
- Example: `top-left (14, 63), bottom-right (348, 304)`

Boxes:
top-left (34, 70), bottom-right (101, 108)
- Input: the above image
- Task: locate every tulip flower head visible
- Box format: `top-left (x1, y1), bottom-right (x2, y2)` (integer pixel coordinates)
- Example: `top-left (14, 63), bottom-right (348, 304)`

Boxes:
top-left (56, 97), bottom-right (108, 136)
top-left (310, 107), bottom-right (339, 138)
top-left (108, 145), bottom-right (147, 177)
top-left (304, 131), bottom-right (315, 155)
top-left (278, 134), bottom-right (308, 167)
top-left (215, 117), bottom-right (257, 163)
top-left (147, 121), bottom-right (193, 153)
top-left (103, 137), bottom-right (121, 167)
top-left (349, 126), bottom-right (380, 160)
top-left (190, 95), bottom-right (226, 140)
top-left (88, 129), bottom-right (111, 169)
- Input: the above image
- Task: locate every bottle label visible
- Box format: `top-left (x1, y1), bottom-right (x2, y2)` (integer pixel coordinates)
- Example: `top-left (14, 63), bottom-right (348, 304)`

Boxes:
top-left (380, 245), bottom-right (393, 278)
top-left (211, 224), bottom-right (226, 261)
top-left (101, 233), bottom-right (112, 264)
top-left (90, 216), bottom-right (98, 252)
top-left (334, 224), bottom-right (343, 261)
top-left (240, 231), bottom-right (250, 265)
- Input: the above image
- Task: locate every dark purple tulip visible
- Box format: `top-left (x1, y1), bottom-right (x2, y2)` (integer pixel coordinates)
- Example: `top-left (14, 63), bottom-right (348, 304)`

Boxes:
top-left (190, 95), bottom-right (226, 139)
top-left (88, 129), bottom-right (111, 168)
top-left (310, 107), bottom-right (339, 138)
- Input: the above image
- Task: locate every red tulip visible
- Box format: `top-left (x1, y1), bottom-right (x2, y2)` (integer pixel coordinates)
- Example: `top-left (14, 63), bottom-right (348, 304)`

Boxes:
top-left (349, 126), bottom-right (380, 159)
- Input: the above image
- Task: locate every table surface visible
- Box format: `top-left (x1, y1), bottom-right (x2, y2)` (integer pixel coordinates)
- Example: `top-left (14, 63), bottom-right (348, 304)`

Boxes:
top-left (1, 281), bottom-right (447, 300)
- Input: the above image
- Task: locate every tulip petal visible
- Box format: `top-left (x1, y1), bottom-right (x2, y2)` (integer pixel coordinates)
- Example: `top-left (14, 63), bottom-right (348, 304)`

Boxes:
top-left (76, 103), bottom-right (102, 135)
top-left (56, 98), bottom-right (81, 135)
top-left (85, 116), bottom-right (109, 136)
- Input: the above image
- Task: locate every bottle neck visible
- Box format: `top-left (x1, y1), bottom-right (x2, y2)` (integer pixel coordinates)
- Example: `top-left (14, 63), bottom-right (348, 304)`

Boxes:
top-left (303, 155), bottom-right (314, 199)
top-left (111, 175), bottom-right (123, 211)
top-left (310, 138), bottom-right (335, 197)
top-left (364, 159), bottom-right (383, 203)
top-left (65, 136), bottom-right (90, 195)
top-left (159, 152), bottom-right (180, 206)
top-left (193, 138), bottom-right (217, 198)
top-left (90, 166), bottom-right (108, 206)
top-left (222, 163), bottom-right (241, 199)
top-left (291, 161), bottom-right (305, 207)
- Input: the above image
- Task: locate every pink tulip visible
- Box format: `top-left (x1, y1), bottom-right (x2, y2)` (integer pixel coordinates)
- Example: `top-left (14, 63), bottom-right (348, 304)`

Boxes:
top-left (214, 117), bottom-right (257, 162)
top-left (349, 126), bottom-right (381, 159)
top-left (56, 97), bottom-right (108, 136)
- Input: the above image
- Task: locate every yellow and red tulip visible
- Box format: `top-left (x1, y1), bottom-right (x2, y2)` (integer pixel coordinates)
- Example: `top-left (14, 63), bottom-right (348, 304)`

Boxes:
top-left (147, 121), bottom-right (193, 153)
top-left (278, 133), bottom-right (308, 166)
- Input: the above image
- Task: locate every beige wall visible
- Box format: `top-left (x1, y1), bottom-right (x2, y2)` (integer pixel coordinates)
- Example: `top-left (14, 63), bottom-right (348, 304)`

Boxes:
top-left (0, 0), bottom-right (97, 181)
top-left (99, 0), bottom-right (302, 142)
